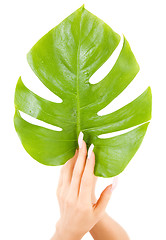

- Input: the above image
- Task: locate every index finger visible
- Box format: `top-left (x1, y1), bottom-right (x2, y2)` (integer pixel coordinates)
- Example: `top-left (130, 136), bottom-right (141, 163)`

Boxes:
top-left (57, 149), bottom-right (78, 191)
top-left (78, 144), bottom-right (95, 203)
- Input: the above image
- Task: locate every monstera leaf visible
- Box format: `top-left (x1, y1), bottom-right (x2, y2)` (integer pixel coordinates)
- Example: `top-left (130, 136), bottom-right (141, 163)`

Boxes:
top-left (14, 5), bottom-right (152, 177)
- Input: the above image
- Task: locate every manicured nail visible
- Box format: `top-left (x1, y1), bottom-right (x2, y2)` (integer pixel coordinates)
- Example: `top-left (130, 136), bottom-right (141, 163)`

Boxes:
top-left (87, 144), bottom-right (94, 159)
top-left (111, 176), bottom-right (118, 192)
top-left (78, 132), bottom-right (83, 149)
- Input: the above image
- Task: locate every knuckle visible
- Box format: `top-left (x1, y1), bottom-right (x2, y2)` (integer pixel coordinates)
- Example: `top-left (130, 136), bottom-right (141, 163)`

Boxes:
top-left (73, 169), bottom-right (81, 179)
top-left (78, 145), bottom-right (87, 156)
top-left (82, 146), bottom-right (87, 155)
top-left (65, 198), bottom-right (73, 207)
top-left (57, 190), bottom-right (65, 202)
top-left (82, 176), bottom-right (90, 187)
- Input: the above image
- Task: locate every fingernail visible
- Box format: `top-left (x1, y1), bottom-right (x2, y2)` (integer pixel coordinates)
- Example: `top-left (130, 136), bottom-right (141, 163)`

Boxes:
top-left (108, 184), bottom-right (113, 191)
top-left (78, 132), bottom-right (83, 149)
top-left (87, 144), bottom-right (94, 159)
top-left (111, 176), bottom-right (118, 192)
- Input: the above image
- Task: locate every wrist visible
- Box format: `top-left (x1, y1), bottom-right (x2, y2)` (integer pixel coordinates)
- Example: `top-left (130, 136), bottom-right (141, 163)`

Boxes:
top-left (89, 212), bottom-right (108, 232)
top-left (54, 220), bottom-right (82, 240)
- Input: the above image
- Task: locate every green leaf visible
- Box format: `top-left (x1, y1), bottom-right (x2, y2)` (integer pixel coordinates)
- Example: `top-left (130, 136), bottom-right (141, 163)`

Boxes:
top-left (14, 5), bottom-right (152, 177)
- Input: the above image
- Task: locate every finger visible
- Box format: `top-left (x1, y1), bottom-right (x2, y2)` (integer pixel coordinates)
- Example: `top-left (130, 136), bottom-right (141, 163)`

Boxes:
top-left (62, 149), bottom-right (79, 185)
top-left (94, 184), bottom-right (112, 216)
top-left (56, 149), bottom-right (78, 195)
top-left (79, 144), bottom-right (95, 203)
top-left (70, 134), bottom-right (87, 197)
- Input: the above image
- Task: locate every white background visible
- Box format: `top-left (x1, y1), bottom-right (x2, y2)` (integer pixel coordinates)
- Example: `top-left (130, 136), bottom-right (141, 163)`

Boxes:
top-left (0, 0), bottom-right (166, 239)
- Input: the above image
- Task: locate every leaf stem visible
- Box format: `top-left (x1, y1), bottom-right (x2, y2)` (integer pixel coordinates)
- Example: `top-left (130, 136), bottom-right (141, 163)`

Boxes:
top-left (76, 13), bottom-right (82, 138)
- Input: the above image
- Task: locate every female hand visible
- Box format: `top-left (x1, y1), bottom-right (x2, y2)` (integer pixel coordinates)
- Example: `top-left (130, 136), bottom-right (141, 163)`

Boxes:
top-left (54, 132), bottom-right (113, 240)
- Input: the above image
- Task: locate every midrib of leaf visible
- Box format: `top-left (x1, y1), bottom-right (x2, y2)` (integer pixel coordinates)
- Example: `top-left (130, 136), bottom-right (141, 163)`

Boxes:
top-left (76, 14), bottom-right (82, 138)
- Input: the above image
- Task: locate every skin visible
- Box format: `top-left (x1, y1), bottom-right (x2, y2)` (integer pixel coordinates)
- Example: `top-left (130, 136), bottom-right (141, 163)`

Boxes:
top-left (51, 140), bottom-right (130, 240)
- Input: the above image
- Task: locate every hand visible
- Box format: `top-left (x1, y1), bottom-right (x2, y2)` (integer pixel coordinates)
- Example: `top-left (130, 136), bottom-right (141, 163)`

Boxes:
top-left (54, 132), bottom-right (113, 240)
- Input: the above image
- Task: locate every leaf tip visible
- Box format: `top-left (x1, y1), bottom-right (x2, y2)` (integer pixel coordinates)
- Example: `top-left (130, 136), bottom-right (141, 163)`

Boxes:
top-left (147, 86), bottom-right (152, 95)
top-left (122, 34), bottom-right (140, 73)
top-left (81, 4), bottom-right (85, 9)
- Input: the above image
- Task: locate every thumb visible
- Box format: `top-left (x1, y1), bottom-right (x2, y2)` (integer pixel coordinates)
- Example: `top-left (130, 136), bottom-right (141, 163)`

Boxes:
top-left (94, 184), bottom-right (112, 215)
